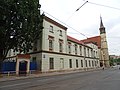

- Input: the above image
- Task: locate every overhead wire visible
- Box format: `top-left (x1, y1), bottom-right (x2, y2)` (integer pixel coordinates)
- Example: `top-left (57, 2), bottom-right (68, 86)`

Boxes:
top-left (41, 1), bottom-right (120, 39)
top-left (41, 9), bottom-right (88, 39)
top-left (66, 1), bottom-right (88, 22)
top-left (87, 1), bottom-right (120, 11)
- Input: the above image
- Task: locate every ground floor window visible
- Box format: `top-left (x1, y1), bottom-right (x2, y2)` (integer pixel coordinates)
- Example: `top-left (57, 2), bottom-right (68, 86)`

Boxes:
top-left (95, 61), bottom-right (97, 66)
top-left (81, 60), bottom-right (83, 67)
top-left (92, 61), bottom-right (94, 67)
top-left (69, 59), bottom-right (72, 68)
top-left (49, 58), bottom-right (54, 69)
top-left (89, 60), bottom-right (91, 67)
top-left (85, 60), bottom-right (87, 67)
top-left (76, 59), bottom-right (78, 68)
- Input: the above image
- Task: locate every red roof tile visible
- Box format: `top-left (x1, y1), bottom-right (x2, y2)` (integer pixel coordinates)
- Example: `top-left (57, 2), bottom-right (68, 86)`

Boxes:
top-left (67, 36), bottom-right (83, 45)
top-left (81, 36), bottom-right (101, 48)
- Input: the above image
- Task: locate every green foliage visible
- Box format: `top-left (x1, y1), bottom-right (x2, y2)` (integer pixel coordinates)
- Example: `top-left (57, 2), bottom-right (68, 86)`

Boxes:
top-left (110, 58), bottom-right (120, 66)
top-left (0, 0), bottom-right (42, 61)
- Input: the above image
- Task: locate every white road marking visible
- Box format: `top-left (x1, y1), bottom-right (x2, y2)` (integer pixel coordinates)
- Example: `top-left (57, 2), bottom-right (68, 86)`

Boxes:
top-left (37, 78), bottom-right (55, 82)
top-left (0, 82), bottom-right (30, 88)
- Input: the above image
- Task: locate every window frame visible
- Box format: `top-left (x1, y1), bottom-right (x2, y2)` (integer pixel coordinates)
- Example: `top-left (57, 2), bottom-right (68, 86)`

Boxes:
top-left (49, 58), bottom-right (54, 69)
top-left (49, 25), bottom-right (53, 33)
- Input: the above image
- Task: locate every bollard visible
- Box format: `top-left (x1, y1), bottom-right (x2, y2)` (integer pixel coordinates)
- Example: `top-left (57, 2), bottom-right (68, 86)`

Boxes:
top-left (8, 72), bottom-right (10, 76)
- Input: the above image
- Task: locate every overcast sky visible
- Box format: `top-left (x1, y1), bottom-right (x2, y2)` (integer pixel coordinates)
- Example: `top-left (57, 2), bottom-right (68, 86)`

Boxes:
top-left (40, 0), bottom-right (120, 55)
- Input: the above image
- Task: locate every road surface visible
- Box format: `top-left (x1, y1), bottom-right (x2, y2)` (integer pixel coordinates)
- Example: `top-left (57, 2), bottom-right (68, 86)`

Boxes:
top-left (0, 68), bottom-right (120, 90)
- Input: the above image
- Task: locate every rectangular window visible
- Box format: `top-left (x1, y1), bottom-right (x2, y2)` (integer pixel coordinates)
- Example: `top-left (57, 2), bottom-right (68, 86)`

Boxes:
top-left (49, 58), bottom-right (54, 69)
top-left (59, 43), bottom-right (63, 52)
top-left (94, 51), bottom-right (95, 58)
top-left (81, 60), bottom-right (83, 67)
top-left (89, 60), bottom-right (91, 67)
top-left (59, 39), bottom-right (63, 52)
top-left (96, 51), bottom-right (98, 57)
top-left (84, 47), bottom-right (86, 57)
top-left (49, 36), bottom-right (54, 51)
top-left (80, 46), bottom-right (82, 56)
top-left (49, 25), bottom-right (53, 33)
top-left (88, 48), bottom-right (89, 57)
top-left (92, 61), bottom-right (94, 67)
top-left (75, 44), bottom-right (77, 55)
top-left (76, 59), bottom-right (78, 68)
top-left (59, 30), bottom-right (62, 36)
top-left (95, 61), bottom-right (97, 66)
top-left (69, 59), bottom-right (72, 68)
top-left (85, 60), bottom-right (87, 67)
top-left (91, 49), bottom-right (93, 57)
top-left (60, 58), bottom-right (64, 69)
top-left (68, 45), bottom-right (71, 54)
top-left (68, 42), bottom-right (71, 54)
top-left (49, 40), bottom-right (53, 51)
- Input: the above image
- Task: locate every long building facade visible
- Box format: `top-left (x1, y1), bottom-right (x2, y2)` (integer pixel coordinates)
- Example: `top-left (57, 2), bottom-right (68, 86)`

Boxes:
top-left (7, 14), bottom-right (100, 72)
top-left (29, 15), bottom-right (100, 72)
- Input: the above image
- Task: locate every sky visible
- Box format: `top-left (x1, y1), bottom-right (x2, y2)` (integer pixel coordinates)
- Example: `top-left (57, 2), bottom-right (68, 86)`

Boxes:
top-left (40, 0), bottom-right (120, 55)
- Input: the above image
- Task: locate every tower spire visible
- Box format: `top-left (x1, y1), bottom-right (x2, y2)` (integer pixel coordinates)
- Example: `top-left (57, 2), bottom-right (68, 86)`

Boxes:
top-left (100, 16), bottom-right (104, 28)
top-left (99, 16), bottom-right (105, 34)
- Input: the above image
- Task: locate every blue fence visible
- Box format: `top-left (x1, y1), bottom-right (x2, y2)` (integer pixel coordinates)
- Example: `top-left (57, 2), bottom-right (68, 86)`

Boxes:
top-left (30, 62), bottom-right (37, 70)
top-left (1, 62), bottom-right (16, 72)
top-left (1, 62), bottom-right (37, 73)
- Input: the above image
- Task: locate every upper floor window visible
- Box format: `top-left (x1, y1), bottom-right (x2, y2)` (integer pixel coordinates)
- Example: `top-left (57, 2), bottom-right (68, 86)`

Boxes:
top-left (91, 49), bottom-right (93, 57)
top-left (49, 25), bottom-right (53, 33)
top-left (68, 42), bottom-right (71, 54)
top-left (94, 51), bottom-right (95, 58)
top-left (75, 44), bottom-right (77, 55)
top-left (48, 36), bottom-right (54, 51)
top-left (88, 48), bottom-right (89, 57)
top-left (96, 51), bottom-right (98, 57)
top-left (59, 39), bottom-right (63, 52)
top-left (79, 46), bottom-right (82, 56)
top-left (59, 30), bottom-right (62, 36)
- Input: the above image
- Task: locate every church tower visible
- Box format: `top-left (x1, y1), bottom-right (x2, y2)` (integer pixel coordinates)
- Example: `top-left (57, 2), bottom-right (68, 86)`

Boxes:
top-left (99, 17), bottom-right (110, 67)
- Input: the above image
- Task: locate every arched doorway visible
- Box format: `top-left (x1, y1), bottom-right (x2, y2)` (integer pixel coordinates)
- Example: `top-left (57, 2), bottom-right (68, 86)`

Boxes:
top-left (19, 61), bottom-right (27, 75)
top-left (16, 54), bottom-right (30, 75)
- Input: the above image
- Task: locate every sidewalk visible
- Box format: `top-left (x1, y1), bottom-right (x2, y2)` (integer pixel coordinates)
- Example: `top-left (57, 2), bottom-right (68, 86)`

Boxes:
top-left (0, 68), bottom-right (102, 82)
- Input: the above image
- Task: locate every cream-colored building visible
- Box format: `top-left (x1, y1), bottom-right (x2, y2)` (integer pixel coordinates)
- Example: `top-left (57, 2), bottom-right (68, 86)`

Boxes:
top-left (7, 15), bottom-right (100, 72)
top-left (29, 15), bottom-right (100, 72)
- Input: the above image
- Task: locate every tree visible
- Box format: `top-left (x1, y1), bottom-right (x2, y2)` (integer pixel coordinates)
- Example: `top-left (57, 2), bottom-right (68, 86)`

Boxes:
top-left (0, 0), bottom-right (43, 71)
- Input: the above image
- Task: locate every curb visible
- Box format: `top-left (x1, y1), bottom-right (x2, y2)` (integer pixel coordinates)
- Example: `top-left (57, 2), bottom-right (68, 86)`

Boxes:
top-left (0, 68), bottom-right (103, 82)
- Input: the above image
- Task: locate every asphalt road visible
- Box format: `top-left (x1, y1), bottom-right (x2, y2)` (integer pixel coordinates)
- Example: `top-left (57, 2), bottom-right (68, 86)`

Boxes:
top-left (0, 68), bottom-right (120, 90)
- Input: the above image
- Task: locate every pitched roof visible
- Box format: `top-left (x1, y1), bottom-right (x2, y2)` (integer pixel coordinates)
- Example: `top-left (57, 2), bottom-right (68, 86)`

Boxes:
top-left (43, 15), bottom-right (67, 30)
top-left (81, 36), bottom-right (101, 48)
top-left (67, 36), bottom-right (83, 45)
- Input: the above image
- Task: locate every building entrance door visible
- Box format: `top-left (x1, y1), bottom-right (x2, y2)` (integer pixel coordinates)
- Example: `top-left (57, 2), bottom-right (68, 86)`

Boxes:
top-left (19, 61), bottom-right (27, 75)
